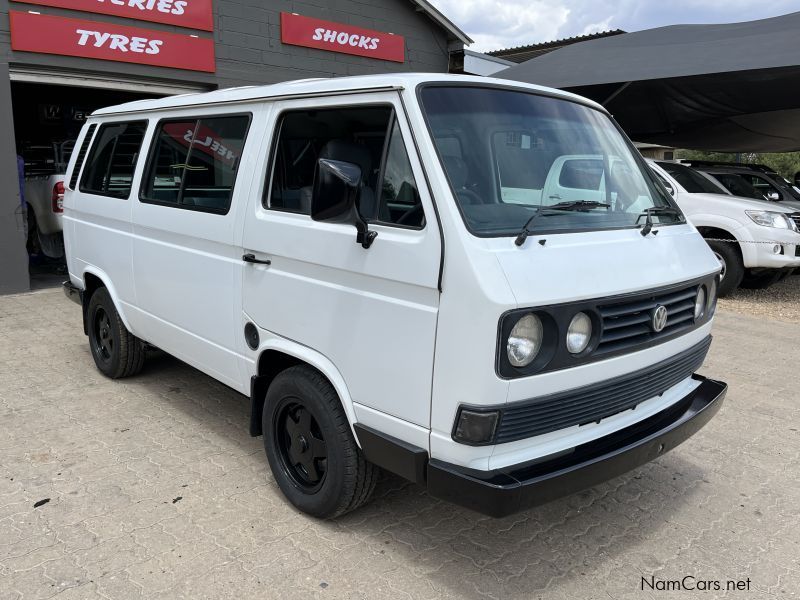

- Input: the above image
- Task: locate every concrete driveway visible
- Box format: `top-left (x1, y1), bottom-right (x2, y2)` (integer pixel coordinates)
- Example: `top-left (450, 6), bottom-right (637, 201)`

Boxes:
top-left (1, 287), bottom-right (798, 599)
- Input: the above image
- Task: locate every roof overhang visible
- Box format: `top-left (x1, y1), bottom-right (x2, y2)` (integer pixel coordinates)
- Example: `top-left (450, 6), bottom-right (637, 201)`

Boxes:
top-left (409, 0), bottom-right (473, 45)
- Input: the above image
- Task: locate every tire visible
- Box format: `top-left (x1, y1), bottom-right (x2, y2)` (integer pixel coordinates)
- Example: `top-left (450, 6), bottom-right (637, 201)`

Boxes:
top-left (740, 270), bottom-right (782, 290)
top-left (263, 365), bottom-right (378, 518)
top-left (87, 287), bottom-right (145, 378)
top-left (706, 239), bottom-right (744, 297)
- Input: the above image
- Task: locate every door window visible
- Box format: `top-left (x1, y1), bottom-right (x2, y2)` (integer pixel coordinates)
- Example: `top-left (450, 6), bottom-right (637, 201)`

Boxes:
top-left (267, 106), bottom-right (424, 227)
top-left (141, 115), bottom-right (250, 214)
top-left (80, 121), bottom-right (147, 199)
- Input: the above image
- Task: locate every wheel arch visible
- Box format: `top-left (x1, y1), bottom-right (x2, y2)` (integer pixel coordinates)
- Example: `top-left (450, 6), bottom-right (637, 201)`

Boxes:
top-left (249, 338), bottom-right (360, 445)
top-left (79, 267), bottom-right (133, 335)
top-left (695, 225), bottom-right (746, 264)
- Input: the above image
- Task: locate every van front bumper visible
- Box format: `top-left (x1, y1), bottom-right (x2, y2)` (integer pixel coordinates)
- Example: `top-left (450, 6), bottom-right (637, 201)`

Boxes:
top-left (356, 375), bottom-right (726, 518)
top-left (426, 376), bottom-right (726, 517)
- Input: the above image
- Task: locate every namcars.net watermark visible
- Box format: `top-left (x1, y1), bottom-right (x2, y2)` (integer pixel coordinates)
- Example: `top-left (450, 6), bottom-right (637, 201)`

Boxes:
top-left (642, 576), bottom-right (752, 592)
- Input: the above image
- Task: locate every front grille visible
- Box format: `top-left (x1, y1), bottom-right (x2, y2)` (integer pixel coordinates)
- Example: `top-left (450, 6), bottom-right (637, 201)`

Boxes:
top-left (493, 337), bottom-right (711, 445)
top-left (596, 284), bottom-right (699, 355)
top-left (790, 212), bottom-right (800, 230)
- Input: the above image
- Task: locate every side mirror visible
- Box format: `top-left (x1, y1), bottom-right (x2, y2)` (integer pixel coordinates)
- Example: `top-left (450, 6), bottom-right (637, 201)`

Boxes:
top-left (311, 158), bottom-right (376, 248)
top-left (767, 191), bottom-right (780, 201)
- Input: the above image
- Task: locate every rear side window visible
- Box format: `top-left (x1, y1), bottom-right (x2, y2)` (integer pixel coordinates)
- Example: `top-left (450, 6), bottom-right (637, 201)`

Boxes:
top-left (69, 124), bottom-right (96, 190)
top-left (80, 121), bottom-right (147, 198)
top-left (141, 115), bottom-right (250, 214)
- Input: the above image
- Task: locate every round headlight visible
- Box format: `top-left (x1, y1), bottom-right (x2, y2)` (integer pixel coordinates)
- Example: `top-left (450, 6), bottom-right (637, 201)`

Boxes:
top-left (507, 313), bottom-right (543, 367)
top-left (694, 286), bottom-right (706, 319)
top-left (566, 312), bottom-right (592, 354)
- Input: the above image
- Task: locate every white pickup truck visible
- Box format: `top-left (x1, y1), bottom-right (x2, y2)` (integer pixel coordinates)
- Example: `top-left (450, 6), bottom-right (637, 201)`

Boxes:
top-left (23, 141), bottom-right (75, 258)
top-left (647, 160), bottom-right (800, 295)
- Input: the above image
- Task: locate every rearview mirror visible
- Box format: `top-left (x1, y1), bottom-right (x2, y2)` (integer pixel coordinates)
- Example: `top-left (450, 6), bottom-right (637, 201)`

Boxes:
top-left (311, 158), bottom-right (377, 248)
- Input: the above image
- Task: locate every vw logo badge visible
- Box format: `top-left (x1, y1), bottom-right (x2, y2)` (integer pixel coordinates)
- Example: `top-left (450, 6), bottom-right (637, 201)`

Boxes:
top-left (651, 305), bottom-right (668, 332)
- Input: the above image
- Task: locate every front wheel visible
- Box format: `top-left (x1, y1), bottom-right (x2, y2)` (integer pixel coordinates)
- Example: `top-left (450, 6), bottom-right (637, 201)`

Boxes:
top-left (706, 240), bottom-right (744, 297)
top-left (87, 287), bottom-right (145, 378)
top-left (263, 365), bottom-right (378, 518)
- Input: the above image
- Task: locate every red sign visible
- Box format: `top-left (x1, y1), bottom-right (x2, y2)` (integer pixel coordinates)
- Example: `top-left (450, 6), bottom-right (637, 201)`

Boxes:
top-left (20, 0), bottom-right (214, 32)
top-left (162, 122), bottom-right (240, 168)
top-left (10, 12), bottom-right (215, 73)
top-left (280, 13), bottom-right (405, 63)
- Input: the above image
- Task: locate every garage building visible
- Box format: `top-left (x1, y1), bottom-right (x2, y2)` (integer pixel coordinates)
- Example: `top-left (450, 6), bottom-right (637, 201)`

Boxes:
top-left (0, 0), bottom-right (469, 294)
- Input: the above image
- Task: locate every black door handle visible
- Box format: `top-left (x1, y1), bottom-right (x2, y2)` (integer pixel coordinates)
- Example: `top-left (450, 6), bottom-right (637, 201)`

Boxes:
top-left (242, 253), bottom-right (271, 265)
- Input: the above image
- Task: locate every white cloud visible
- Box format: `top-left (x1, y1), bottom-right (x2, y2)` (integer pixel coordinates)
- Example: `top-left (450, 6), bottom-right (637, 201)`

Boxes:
top-left (430, 0), bottom-right (799, 52)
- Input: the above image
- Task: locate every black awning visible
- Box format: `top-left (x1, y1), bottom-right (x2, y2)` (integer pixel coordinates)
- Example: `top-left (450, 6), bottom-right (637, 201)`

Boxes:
top-left (498, 12), bottom-right (800, 152)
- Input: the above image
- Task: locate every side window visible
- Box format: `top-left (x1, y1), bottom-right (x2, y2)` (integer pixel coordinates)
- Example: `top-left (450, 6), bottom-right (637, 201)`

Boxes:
top-left (266, 105), bottom-right (424, 227)
top-left (79, 121), bottom-right (147, 198)
top-left (377, 118), bottom-right (424, 228)
top-left (142, 115), bottom-right (250, 213)
top-left (743, 174), bottom-right (780, 199)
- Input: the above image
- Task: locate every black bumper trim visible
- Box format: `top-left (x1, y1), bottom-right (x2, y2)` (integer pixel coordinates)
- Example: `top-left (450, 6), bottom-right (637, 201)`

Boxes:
top-left (62, 281), bottom-right (83, 306)
top-left (426, 375), bottom-right (726, 517)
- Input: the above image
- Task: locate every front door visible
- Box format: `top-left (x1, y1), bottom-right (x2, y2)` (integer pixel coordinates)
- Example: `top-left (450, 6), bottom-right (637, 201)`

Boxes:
top-left (242, 93), bottom-right (442, 428)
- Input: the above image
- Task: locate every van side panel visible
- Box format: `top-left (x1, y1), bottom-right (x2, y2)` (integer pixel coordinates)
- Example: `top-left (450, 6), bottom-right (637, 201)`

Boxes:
top-left (64, 119), bottom-right (140, 323)
top-left (128, 107), bottom-right (261, 394)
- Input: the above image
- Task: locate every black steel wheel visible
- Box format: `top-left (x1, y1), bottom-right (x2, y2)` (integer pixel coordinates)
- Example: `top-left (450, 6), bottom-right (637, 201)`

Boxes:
top-left (274, 400), bottom-right (328, 493)
top-left (87, 287), bottom-right (145, 379)
top-left (263, 365), bottom-right (378, 518)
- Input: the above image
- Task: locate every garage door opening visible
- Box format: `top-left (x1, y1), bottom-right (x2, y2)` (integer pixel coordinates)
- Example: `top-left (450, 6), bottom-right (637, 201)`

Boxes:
top-left (12, 81), bottom-right (161, 289)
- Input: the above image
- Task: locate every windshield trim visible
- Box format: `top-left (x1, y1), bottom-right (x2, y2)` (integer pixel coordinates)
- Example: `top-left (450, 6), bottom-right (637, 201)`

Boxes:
top-left (415, 82), bottom-right (683, 238)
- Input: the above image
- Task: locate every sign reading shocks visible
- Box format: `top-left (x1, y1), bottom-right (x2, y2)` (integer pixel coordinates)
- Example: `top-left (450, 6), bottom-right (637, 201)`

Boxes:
top-left (280, 13), bottom-right (405, 63)
top-left (9, 11), bottom-right (215, 73)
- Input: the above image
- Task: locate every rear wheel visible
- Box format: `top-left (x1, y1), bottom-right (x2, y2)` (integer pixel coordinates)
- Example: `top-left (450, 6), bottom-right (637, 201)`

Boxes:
top-left (706, 240), bottom-right (744, 297)
top-left (87, 287), bottom-right (145, 378)
top-left (263, 365), bottom-right (377, 518)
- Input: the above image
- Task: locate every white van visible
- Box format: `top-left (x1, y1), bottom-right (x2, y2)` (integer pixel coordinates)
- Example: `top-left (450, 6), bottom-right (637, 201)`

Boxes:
top-left (62, 74), bottom-right (726, 518)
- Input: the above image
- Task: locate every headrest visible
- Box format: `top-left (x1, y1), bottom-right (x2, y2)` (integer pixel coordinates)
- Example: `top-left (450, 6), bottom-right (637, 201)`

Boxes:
top-left (319, 140), bottom-right (372, 181)
top-left (442, 155), bottom-right (467, 189)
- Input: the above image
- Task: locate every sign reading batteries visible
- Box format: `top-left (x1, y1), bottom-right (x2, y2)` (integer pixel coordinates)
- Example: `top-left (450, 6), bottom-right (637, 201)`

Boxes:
top-left (10, 11), bottom-right (215, 72)
top-left (280, 13), bottom-right (405, 63)
top-left (19, 0), bottom-right (214, 31)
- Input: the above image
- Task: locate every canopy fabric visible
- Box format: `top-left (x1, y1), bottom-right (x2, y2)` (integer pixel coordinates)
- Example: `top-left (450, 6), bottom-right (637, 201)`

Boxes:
top-left (498, 12), bottom-right (800, 152)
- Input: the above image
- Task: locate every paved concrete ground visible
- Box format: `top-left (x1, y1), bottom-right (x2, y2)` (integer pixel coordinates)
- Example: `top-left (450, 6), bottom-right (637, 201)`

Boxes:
top-left (1, 287), bottom-right (798, 599)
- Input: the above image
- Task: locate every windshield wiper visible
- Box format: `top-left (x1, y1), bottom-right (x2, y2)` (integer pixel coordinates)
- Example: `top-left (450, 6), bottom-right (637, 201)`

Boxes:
top-left (637, 206), bottom-right (683, 237)
top-left (515, 201), bottom-right (611, 247)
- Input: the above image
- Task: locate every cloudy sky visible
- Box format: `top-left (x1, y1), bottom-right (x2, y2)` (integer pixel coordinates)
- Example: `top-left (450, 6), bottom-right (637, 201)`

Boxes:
top-left (428, 0), bottom-right (799, 51)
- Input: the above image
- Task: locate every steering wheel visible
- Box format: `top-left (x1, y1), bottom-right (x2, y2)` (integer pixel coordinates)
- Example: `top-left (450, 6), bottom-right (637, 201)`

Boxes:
top-left (456, 188), bottom-right (484, 206)
top-left (396, 203), bottom-right (424, 226)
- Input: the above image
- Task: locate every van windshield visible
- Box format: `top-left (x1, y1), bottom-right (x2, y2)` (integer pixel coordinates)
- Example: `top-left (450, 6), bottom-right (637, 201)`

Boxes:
top-left (419, 86), bottom-right (679, 236)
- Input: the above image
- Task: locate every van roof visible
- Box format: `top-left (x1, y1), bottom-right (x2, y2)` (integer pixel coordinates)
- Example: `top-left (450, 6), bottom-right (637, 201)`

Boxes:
top-left (90, 73), bottom-right (605, 116)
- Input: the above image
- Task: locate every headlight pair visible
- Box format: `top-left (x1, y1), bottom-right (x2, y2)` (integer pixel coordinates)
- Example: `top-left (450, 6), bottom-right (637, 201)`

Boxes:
top-left (506, 310), bottom-right (593, 369)
top-left (745, 210), bottom-right (797, 231)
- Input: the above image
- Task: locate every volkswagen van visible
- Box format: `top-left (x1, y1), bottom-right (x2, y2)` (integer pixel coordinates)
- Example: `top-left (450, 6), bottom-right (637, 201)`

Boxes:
top-left (62, 74), bottom-right (726, 518)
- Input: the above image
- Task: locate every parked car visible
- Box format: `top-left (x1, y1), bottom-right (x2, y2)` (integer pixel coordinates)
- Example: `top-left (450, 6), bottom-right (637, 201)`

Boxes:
top-left (22, 140), bottom-right (75, 258)
top-left (648, 160), bottom-right (800, 295)
top-left (62, 74), bottom-right (726, 519)
top-left (681, 160), bottom-right (800, 211)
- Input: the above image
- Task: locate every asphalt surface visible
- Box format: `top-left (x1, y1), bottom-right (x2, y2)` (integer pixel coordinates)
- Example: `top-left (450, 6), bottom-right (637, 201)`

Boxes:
top-left (0, 287), bottom-right (797, 599)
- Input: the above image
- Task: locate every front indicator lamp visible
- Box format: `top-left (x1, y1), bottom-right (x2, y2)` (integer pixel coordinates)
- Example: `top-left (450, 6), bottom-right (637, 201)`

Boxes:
top-left (694, 286), bottom-right (706, 320)
top-left (708, 278), bottom-right (718, 316)
top-left (453, 409), bottom-right (499, 445)
top-left (566, 312), bottom-right (592, 354)
top-left (506, 313), bottom-right (543, 367)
